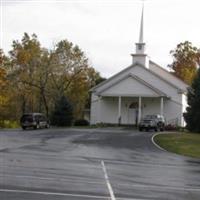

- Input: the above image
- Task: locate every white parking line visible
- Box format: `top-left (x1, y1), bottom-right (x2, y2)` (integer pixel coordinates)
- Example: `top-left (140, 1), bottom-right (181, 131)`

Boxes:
top-left (115, 182), bottom-right (200, 192)
top-left (101, 160), bottom-right (116, 200)
top-left (103, 159), bottom-right (196, 170)
top-left (0, 189), bottom-right (109, 199)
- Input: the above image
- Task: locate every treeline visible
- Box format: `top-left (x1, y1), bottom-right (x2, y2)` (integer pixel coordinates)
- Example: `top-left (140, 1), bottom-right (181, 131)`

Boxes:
top-left (1, 35), bottom-right (200, 128)
top-left (0, 33), bottom-right (105, 126)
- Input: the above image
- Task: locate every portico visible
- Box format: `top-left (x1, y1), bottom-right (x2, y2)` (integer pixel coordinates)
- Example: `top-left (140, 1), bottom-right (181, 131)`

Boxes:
top-left (117, 96), bottom-right (165, 125)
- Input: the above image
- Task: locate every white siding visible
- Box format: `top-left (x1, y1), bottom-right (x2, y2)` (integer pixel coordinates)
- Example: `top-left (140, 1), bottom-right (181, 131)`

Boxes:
top-left (90, 94), bottom-right (100, 124)
top-left (100, 97), bottom-right (118, 123)
top-left (164, 99), bottom-right (182, 125)
top-left (101, 76), bottom-right (159, 97)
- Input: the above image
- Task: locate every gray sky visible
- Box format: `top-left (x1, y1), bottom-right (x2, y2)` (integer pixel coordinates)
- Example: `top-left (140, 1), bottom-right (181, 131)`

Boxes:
top-left (1, 0), bottom-right (200, 77)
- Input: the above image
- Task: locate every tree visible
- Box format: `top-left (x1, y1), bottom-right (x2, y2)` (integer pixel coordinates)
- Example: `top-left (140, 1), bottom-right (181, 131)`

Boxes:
top-left (49, 40), bottom-right (95, 118)
top-left (169, 41), bottom-right (200, 85)
top-left (9, 33), bottom-right (51, 116)
top-left (84, 68), bottom-right (106, 109)
top-left (51, 96), bottom-right (73, 126)
top-left (0, 53), bottom-right (8, 121)
top-left (0, 50), bottom-right (7, 88)
top-left (0, 49), bottom-right (12, 122)
top-left (184, 68), bottom-right (200, 132)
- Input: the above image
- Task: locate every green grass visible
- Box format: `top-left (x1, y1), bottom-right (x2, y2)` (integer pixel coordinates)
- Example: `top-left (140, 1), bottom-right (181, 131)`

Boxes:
top-left (154, 133), bottom-right (200, 158)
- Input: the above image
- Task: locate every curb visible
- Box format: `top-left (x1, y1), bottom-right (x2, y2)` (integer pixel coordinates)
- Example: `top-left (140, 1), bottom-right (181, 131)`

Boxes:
top-left (151, 133), bottom-right (167, 152)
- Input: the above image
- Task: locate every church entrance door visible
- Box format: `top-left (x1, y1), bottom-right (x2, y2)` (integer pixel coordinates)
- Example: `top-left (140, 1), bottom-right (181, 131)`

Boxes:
top-left (128, 102), bottom-right (138, 125)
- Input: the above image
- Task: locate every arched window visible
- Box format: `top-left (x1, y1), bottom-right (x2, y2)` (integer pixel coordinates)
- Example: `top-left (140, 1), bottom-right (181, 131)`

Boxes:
top-left (129, 102), bottom-right (138, 109)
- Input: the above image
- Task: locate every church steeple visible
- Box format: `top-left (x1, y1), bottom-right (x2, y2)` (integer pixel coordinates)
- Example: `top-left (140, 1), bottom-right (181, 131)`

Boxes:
top-left (131, 3), bottom-right (149, 68)
top-left (136, 4), bottom-right (145, 54)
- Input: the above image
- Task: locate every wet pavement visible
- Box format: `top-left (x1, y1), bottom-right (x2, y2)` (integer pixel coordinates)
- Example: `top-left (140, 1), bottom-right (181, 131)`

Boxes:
top-left (0, 127), bottom-right (200, 199)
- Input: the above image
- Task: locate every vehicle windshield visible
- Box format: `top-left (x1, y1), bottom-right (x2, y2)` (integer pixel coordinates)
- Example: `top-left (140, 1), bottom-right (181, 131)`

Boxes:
top-left (20, 114), bottom-right (33, 122)
top-left (143, 115), bottom-right (157, 119)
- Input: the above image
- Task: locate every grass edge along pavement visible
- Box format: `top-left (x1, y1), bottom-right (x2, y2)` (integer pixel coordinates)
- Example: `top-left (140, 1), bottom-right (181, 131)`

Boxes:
top-left (153, 132), bottom-right (200, 159)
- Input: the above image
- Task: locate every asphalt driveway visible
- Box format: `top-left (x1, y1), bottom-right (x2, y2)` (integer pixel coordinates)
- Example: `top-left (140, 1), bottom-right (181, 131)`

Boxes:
top-left (0, 128), bottom-right (200, 200)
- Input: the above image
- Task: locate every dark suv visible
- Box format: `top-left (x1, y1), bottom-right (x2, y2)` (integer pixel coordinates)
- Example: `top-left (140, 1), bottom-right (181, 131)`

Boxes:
top-left (20, 113), bottom-right (50, 130)
top-left (139, 114), bottom-right (165, 132)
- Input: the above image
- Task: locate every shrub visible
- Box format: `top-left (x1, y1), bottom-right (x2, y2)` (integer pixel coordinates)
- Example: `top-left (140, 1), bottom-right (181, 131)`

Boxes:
top-left (0, 120), bottom-right (20, 128)
top-left (164, 124), bottom-right (177, 131)
top-left (74, 119), bottom-right (89, 126)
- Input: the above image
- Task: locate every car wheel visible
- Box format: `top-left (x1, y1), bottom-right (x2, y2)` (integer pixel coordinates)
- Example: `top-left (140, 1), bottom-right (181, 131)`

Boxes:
top-left (34, 123), bottom-right (40, 129)
top-left (139, 127), bottom-right (143, 132)
top-left (161, 124), bottom-right (165, 131)
top-left (37, 123), bottom-right (40, 129)
top-left (22, 126), bottom-right (26, 130)
top-left (46, 124), bottom-right (50, 129)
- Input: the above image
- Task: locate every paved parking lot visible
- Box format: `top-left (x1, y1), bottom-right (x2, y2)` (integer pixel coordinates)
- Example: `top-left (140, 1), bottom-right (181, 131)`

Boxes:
top-left (0, 128), bottom-right (200, 200)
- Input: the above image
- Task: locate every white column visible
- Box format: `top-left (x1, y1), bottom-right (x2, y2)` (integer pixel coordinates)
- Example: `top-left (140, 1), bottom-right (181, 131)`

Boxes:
top-left (160, 97), bottom-right (164, 116)
top-left (118, 96), bottom-right (121, 125)
top-left (138, 96), bottom-right (142, 124)
top-left (98, 96), bottom-right (102, 123)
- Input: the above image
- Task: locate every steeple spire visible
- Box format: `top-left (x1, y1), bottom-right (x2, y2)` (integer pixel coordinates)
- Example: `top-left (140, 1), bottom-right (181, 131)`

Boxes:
top-left (139, 4), bottom-right (144, 43)
top-left (135, 2), bottom-right (145, 54)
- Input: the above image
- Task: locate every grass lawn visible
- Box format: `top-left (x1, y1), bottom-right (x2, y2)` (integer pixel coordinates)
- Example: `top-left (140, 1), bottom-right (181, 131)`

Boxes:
top-left (154, 133), bottom-right (200, 158)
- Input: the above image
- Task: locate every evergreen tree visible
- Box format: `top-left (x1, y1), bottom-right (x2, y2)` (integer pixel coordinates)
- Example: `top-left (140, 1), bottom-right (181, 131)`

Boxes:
top-left (51, 96), bottom-right (73, 126)
top-left (184, 68), bottom-right (200, 132)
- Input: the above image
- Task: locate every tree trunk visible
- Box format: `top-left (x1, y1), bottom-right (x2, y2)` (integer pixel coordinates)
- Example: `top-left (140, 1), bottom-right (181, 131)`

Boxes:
top-left (41, 90), bottom-right (49, 117)
top-left (21, 95), bottom-right (26, 114)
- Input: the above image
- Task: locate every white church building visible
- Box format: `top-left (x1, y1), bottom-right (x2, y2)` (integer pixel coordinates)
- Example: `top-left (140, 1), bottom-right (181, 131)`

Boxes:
top-left (90, 7), bottom-right (188, 127)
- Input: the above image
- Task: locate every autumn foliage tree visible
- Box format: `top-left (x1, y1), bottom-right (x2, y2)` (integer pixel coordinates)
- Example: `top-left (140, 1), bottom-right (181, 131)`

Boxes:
top-left (169, 41), bottom-right (200, 85)
top-left (0, 50), bottom-right (7, 88)
top-left (49, 40), bottom-right (94, 118)
top-left (0, 49), bottom-right (10, 122)
top-left (9, 34), bottom-right (52, 117)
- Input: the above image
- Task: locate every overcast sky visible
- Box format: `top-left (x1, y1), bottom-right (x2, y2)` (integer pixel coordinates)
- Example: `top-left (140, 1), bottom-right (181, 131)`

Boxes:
top-left (1, 0), bottom-right (200, 77)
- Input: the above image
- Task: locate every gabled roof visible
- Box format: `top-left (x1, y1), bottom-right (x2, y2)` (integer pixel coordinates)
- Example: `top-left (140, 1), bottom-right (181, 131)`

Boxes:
top-left (95, 73), bottom-right (168, 97)
top-left (149, 60), bottom-right (189, 87)
top-left (91, 63), bottom-right (136, 92)
top-left (91, 62), bottom-right (185, 93)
